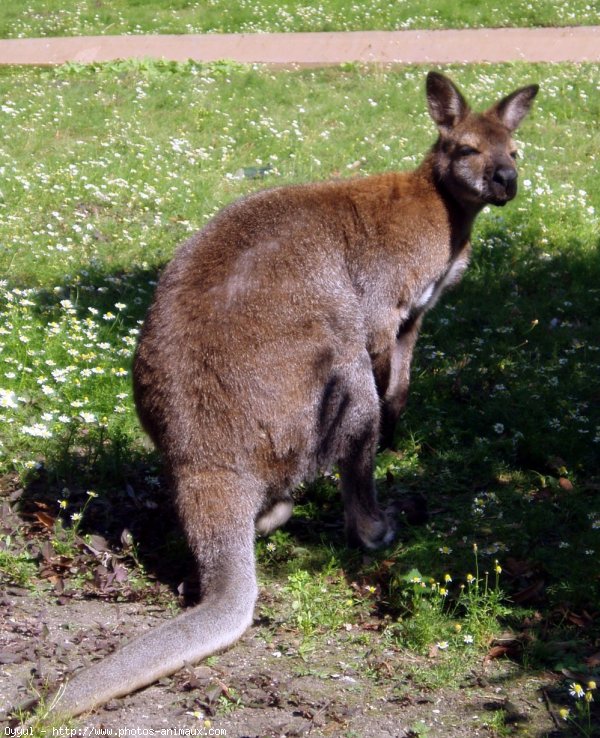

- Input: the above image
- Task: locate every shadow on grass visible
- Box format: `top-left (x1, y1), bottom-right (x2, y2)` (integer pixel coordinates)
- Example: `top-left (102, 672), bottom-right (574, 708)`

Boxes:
top-left (382, 228), bottom-right (600, 735)
top-left (14, 262), bottom-right (202, 601)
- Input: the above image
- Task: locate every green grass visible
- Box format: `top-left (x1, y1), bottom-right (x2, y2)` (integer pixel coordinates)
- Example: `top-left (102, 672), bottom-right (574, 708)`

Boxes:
top-left (0, 0), bottom-right (598, 38)
top-left (0, 60), bottom-right (599, 710)
top-left (0, 544), bottom-right (37, 587)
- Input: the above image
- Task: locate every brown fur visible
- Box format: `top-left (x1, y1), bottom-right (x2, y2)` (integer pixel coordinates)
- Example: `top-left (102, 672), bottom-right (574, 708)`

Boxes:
top-left (40, 72), bottom-right (537, 718)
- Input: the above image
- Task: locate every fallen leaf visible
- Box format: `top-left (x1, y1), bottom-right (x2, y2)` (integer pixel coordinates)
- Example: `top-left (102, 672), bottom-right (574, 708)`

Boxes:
top-left (564, 610), bottom-right (594, 628)
top-left (34, 511), bottom-right (55, 529)
top-left (484, 645), bottom-right (509, 663)
top-left (584, 652), bottom-right (600, 667)
top-left (48, 575), bottom-right (64, 594)
top-left (492, 632), bottom-right (521, 646)
top-left (193, 666), bottom-right (215, 681)
top-left (39, 540), bottom-right (55, 561)
top-left (120, 528), bottom-right (133, 547)
top-left (113, 564), bottom-right (128, 583)
top-left (512, 579), bottom-right (545, 604)
top-left (181, 663), bottom-right (202, 690)
top-left (205, 683), bottom-right (224, 703)
top-left (94, 565), bottom-right (109, 590)
top-left (85, 534), bottom-right (111, 554)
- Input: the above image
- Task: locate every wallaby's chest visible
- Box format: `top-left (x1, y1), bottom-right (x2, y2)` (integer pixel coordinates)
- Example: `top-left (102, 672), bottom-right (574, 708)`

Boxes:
top-left (412, 243), bottom-right (471, 317)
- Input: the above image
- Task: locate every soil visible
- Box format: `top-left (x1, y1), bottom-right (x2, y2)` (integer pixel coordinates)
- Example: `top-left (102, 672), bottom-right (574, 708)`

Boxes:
top-left (0, 469), bottom-right (566, 737)
top-left (1, 586), bottom-right (561, 737)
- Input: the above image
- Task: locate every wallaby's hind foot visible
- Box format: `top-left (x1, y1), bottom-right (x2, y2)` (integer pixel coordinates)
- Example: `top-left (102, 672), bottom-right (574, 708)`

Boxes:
top-left (344, 501), bottom-right (396, 551)
top-left (255, 498), bottom-right (294, 535)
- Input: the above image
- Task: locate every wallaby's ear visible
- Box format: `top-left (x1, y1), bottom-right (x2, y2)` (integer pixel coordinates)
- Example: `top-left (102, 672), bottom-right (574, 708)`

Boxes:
top-left (489, 84), bottom-right (539, 132)
top-left (426, 71), bottom-right (469, 132)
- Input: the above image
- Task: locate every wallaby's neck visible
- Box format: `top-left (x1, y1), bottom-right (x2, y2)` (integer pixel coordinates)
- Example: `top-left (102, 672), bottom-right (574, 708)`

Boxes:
top-left (416, 147), bottom-right (482, 253)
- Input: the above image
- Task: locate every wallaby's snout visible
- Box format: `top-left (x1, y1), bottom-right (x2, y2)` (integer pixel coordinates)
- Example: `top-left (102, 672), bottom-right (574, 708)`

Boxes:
top-left (490, 162), bottom-right (518, 204)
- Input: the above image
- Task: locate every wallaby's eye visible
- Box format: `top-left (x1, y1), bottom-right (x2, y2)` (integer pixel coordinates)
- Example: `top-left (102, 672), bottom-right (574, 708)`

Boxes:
top-left (510, 151), bottom-right (519, 160)
top-left (458, 145), bottom-right (479, 157)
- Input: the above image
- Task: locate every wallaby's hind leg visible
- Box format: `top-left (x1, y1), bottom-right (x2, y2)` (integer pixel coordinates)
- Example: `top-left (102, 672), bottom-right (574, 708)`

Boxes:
top-left (340, 426), bottom-right (395, 550)
top-left (337, 354), bottom-right (395, 550)
top-left (49, 470), bottom-right (259, 718)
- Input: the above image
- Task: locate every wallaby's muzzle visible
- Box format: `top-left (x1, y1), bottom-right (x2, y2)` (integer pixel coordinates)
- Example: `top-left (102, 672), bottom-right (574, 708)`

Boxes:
top-left (488, 165), bottom-right (518, 205)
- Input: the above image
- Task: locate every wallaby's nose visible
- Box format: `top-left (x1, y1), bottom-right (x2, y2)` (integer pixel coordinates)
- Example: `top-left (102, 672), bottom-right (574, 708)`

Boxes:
top-left (493, 167), bottom-right (517, 189)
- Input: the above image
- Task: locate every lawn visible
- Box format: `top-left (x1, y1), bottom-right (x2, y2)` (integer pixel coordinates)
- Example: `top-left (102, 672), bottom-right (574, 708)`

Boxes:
top-left (0, 0), bottom-right (598, 38)
top-left (1, 61), bottom-right (599, 733)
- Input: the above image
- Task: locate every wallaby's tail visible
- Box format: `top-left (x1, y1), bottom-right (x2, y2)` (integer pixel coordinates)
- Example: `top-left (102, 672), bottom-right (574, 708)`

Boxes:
top-left (48, 470), bottom-right (259, 718)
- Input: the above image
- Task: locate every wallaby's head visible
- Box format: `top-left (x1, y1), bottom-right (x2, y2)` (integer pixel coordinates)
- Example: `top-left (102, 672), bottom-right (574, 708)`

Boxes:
top-left (426, 71), bottom-right (538, 208)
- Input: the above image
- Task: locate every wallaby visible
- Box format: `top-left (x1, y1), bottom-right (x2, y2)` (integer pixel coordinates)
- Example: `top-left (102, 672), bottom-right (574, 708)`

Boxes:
top-left (40, 72), bottom-right (537, 718)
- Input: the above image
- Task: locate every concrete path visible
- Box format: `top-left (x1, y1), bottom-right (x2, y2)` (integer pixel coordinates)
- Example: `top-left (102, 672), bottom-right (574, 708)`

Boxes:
top-left (0, 26), bottom-right (599, 66)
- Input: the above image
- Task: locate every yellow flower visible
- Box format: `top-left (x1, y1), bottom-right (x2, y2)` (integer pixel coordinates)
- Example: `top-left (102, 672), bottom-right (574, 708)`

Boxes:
top-left (559, 708), bottom-right (570, 721)
top-left (466, 573), bottom-right (475, 584)
top-left (585, 691), bottom-right (594, 703)
top-left (444, 573), bottom-right (452, 583)
top-left (588, 680), bottom-right (597, 690)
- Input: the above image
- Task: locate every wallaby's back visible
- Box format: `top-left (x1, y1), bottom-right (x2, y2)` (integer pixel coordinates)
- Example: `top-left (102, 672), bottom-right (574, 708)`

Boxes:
top-left (133, 171), bottom-right (449, 480)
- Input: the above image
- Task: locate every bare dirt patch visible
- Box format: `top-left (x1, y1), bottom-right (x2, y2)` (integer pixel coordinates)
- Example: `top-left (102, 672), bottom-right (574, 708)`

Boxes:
top-left (1, 582), bottom-right (562, 737)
